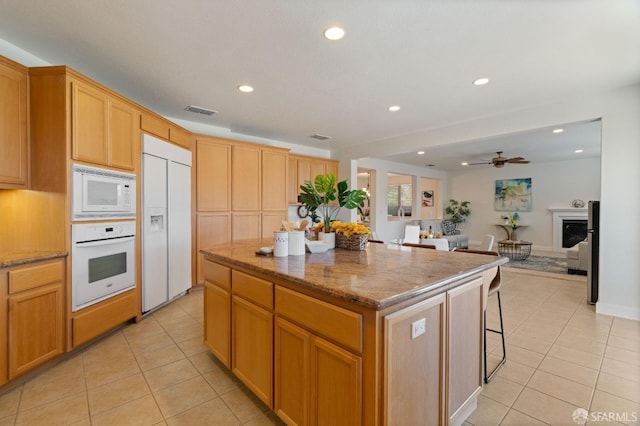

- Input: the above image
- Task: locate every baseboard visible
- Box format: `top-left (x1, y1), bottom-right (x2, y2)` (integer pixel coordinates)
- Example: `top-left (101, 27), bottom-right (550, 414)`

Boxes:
top-left (596, 302), bottom-right (640, 321)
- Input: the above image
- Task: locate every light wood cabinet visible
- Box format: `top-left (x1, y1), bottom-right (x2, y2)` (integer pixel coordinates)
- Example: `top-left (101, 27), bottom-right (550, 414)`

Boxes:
top-left (71, 79), bottom-right (136, 170)
top-left (288, 155), bottom-right (340, 204)
top-left (384, 293), bottom-right (446, 425)
top-left (203, 261), bottom-right (231, 367)
top-left (446, 277), bottom-right (484, 424)
top-left (232, 295), bottom-right (273, 406)
top-left (262, 149), bottom-right (288, 211)
top-left (232, 144), bottom-right (261, 211)
top-left (4, 259), bottom-right (65, 380)
top-left (196, 139), bottom-right (231, 211)
top-left (140, 113), bottom-right (192, 149)
top-left (196, 213), bottom-right (231, 284)
top-left (0, 56), bottom-right (28, 188)
top-left (232, 212), bottom-right (261, 240)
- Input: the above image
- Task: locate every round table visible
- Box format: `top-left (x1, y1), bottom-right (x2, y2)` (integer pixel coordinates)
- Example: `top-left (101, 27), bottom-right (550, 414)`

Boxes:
top-left (497, 240), bottom-right (532, 261)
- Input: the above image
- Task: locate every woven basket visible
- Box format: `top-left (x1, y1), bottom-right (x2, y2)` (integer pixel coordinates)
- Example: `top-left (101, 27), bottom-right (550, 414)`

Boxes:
top-left (336, 233), bottom-right (368, 251)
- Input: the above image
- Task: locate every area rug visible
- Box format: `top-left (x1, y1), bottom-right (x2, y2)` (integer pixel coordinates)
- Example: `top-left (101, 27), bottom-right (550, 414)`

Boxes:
top-left (503, 255), bottom-right (569, 275)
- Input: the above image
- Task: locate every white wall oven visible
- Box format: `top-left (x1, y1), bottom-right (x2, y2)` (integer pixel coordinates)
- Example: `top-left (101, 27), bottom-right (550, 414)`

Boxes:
top-left (71, 221), bottom-right (135, 312)
top-left (72, 164), bottom-right (136, 221)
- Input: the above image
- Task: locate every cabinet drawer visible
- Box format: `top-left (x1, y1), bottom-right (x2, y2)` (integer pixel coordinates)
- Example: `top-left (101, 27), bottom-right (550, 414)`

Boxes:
top-left (203, 260), bottom-right (231, 290)
top-left (276, 287), bottom-right (362, 353)
top-left (8, 260), bottom-right (64, 294)
top-left (232, 270), bottom-right (273, 309)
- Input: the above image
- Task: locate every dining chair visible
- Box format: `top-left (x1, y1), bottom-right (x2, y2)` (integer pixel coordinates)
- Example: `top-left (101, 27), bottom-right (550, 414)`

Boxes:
top-left (454, 248), bottom-right (506, 383)
top-left (479, 234), bottom-right (495, 251)
top-left (428, 238), bottom-right (450, 251)
top-left (404, 225), bottom-right (421, 244)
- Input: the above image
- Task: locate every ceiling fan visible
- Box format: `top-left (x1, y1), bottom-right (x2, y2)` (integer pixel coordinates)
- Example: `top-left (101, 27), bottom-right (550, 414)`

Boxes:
top-left (468, 151), bottom-right (530, 168)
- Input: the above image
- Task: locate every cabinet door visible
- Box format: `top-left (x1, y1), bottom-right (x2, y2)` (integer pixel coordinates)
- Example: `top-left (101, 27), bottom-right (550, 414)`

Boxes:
top-left (310, 161), bottom-right (326, 180)
top-left (311, 337), bottom-right (362, 426)
top-left (262, 149), bottom-right (288, 211)
top-left (197, 213), bottom-right (231, 284)
top-left (197, 139), bottom-right (231, 211)
top-left (232, 212), bottom-right (261, 241)
top-left (447, 277), bottom-right (483, 424)
top-left (297, 158), bottom-right (312, 190)
top-left (275, 317), bottom-right (310, 426)
top-left (232, 145), bottom-right (261, 210)
top-left (232, 295), bottom-right (273, 407)
top-left (108, 98), bottom-right (136, 170)
top-left (204, 281), bottom-right (231, 368)
top-left (384, 293), bottom-right (446, 425)
top-left (288, 158), bottom-right (299, 204)
top-left (8, 283), bottom-right (64, 379)
top-left (0, 58), bottom-right (28, 188)
top-left (325, 161), bottom-right (339, 181)
top-left (72, 80), bottom-right (109, 165)
top-left (262, 211), bottom-right (287, 239)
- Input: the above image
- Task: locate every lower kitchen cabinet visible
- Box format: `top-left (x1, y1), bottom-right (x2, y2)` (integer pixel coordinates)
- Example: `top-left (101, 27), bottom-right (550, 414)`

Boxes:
top-left (232, 295), bottom-right (273, 406)
top-left (4, 259), bottom-right (65, 381)
top-left (276, 317), bottom-right (362, 426)
top-left (203, 261), bottom-right (231, 368)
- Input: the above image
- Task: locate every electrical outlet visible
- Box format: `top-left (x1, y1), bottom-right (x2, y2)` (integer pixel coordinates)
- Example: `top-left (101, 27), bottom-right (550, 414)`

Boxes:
top-left (411, 318), bottom-right (426, 339)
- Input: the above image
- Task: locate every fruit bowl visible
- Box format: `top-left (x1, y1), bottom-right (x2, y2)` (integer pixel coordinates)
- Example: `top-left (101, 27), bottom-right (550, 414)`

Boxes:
top-left (305, 240), bottom-right (331, 254)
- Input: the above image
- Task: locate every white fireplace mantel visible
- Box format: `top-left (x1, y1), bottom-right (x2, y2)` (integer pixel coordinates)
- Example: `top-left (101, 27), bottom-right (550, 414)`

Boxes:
top-left (549, 208), bottom-right (588, 252)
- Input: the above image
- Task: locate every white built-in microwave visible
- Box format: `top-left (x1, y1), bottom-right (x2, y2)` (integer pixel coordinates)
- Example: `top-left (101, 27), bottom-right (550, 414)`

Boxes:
top-left (72, 164), bottom-right (136, 221)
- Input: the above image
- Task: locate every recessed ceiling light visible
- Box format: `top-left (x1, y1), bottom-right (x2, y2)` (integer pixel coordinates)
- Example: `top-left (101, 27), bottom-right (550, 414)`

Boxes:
top-left (237, 84), bottom-right (254, 93)
top-left (461, 162), bottom-right (469, 166)
top-left (473, 78), bottom-right (490, 86)
top-left (575, 149), bottom-right (584, 153)
top-left (323, 26), bottom-right (345, 41)
top-left (417, 151), bottom-right (425, 155)
top-left (553, 128), bottom-right (564, 134)
top-left (389, 105), bottom-right (400, 112)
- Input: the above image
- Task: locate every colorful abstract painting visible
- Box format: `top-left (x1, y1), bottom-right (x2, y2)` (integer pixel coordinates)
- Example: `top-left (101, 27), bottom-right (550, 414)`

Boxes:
top-left (495, 178), bottom-right (532, 211)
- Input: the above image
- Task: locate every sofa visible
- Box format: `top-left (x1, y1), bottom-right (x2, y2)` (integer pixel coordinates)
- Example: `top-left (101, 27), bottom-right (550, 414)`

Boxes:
top-left (567, 240), bottom-right (589, 275)
top-left (411, 219), bottom-right (469, 250)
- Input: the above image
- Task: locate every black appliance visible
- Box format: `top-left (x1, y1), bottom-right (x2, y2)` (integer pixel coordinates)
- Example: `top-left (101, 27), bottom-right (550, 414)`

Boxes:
top-left (587, 200), bottom-right (600, 304)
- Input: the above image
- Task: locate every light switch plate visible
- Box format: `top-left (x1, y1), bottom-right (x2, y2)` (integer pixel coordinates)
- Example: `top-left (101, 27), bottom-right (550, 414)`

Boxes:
top-left (411, 318), bottom-right (426, 339)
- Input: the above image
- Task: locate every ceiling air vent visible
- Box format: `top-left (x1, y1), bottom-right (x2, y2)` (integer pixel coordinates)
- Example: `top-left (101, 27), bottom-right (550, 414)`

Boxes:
top-left (310, 134), bottom-right (332, 141)
top-left (184, 105), bottom-right (218, 116)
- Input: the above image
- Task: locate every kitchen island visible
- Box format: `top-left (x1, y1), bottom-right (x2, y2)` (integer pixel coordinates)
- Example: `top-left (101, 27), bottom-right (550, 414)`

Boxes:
top-left (201, 240), bottom-right (507, 425)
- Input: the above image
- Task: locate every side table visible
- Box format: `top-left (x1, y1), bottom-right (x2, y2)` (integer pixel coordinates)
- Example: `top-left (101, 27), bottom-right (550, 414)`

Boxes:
top-left (495, 224), bottom-right (528, 241)
top-left (497, 240), bottom-right (532, 261)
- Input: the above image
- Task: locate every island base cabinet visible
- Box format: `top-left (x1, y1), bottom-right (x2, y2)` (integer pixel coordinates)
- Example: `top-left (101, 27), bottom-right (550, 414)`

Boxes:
top-left (384, 293), bottom-right (446, 425)
top-left (203, 281), bottom-right (231, 368)
top-left (275, 317), bottom-right (362, 426)
top-left (232, 295), bottom-right (273, 407)
top-left (446, 277), bottom-right (484, 425)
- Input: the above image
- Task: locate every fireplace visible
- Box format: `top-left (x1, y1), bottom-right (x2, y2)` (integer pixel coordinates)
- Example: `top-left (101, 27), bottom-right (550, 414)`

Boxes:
top-left (549, 208), bottom-right (588, 252)
top-left (563, 219), bottom-right (587, 248)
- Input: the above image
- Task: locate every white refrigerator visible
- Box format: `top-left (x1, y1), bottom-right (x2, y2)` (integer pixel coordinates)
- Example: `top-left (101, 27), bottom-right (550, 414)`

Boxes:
top-left (142, 134), bottom-right (192, 313)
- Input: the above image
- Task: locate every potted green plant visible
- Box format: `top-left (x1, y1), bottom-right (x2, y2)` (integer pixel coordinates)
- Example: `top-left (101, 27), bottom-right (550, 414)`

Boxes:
top-left (444, 199), bottom-right (471, 229)
top-left (299, 172), bottom-right (367, 248)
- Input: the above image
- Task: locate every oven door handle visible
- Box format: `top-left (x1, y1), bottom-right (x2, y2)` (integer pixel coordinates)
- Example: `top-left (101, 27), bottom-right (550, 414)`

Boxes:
top-left (75, 236), bottom-right (135, 247)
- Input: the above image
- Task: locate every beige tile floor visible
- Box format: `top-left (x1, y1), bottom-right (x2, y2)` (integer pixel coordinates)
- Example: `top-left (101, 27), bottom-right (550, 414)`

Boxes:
top-left (0, 268), bottom-right (638, 425)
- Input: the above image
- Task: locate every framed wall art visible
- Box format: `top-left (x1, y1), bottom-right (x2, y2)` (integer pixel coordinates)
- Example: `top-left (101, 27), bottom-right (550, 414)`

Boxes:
top-left (422, 190), bottom-right (434, 207)
top-left (495, 178), bottom-right (532, 211)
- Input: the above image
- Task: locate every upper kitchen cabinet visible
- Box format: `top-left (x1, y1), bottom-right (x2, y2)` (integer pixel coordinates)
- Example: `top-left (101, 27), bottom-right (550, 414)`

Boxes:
top-left (140, 113), bottom-right (192, 149)
top-left (232, 144), bottom-right (261, 211)
top-left (196, 137), bottom-right (231, 211)
top-left (0, 56), bottom-right (28, 189)
top-left (287, 154), bottom-right (339, 204)
top-left (71, 79), bottom-right (137, 171)
top-left (261, 148), bottom-right (288, 211)
top-left (30, 66), bottom-right (139, 190)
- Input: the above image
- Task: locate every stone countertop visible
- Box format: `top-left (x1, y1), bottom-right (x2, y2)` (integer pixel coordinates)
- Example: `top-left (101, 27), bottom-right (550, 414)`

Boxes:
top-left (200, 239), bottom-right (508, 310)
top-left (0, 250), bottom-right (68, 268)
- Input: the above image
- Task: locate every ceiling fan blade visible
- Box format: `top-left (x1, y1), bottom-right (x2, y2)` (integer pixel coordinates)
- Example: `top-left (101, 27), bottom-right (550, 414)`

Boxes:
top-left (505, 156), bottom-right (525, 162)
top-left (467, 161), bottom-right (492, 165)
top-left (508, 160), bottom-right (530, 164)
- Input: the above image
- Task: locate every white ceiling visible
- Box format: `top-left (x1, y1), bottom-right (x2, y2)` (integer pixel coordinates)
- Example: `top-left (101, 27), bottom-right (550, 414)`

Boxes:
top-left (0, 1), bottom-right (638, 170)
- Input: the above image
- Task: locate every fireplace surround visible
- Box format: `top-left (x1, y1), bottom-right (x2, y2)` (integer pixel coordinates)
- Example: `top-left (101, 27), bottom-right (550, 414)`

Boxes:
top-left (549, 208), bottom-right (588, 252)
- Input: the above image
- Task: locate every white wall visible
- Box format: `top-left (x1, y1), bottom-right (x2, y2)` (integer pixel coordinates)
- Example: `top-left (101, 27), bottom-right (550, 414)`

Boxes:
top-left (447, 157), bottom-right (600, 251)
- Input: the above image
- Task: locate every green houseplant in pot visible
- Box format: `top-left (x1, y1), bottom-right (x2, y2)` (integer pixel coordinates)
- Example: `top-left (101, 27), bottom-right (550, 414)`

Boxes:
top-left (299, 172), bottom-right (367, 248)
top-left (445, 199), bottom-right (471, 229)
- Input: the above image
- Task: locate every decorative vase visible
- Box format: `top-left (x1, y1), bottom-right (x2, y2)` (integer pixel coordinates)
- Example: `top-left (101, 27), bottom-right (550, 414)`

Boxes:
top-left (318, 232), bottom-right (335, 249)
top-left (510, 229), bottom-right (517, 241)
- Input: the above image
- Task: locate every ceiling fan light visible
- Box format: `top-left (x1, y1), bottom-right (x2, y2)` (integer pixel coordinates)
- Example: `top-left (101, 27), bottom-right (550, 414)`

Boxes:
top-left (324, 26), bottom-right (345, 41)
